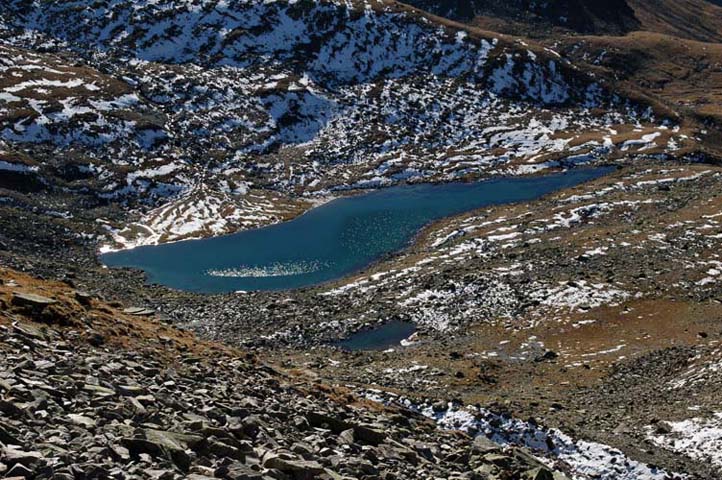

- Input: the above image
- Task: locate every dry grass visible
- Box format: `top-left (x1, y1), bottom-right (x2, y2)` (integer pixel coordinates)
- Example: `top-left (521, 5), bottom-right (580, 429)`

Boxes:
top-left (0, 267), bottom-right (241, 362)
top-left (392, 0), bottom-right (722, 158)
top-left (630, 0), bottom-right (722, 43)
top-left (553, 31), bottom-right (722, 157)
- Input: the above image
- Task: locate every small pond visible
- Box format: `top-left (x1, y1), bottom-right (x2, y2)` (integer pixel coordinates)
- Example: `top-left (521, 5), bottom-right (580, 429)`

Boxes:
top-left (336, 320), bottom-right (417, 351)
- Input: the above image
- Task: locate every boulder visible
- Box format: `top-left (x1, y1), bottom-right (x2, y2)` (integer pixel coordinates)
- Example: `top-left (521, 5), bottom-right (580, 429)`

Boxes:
top-left (1, 446), bottom-right (44, 468)
top-left (121, 430), bottom-right (202, 471)
top-left (11, 292), bottom-right (56, 310)
top-left (67, 413), bottom-right (97, 429)
top-left (146, 469), bottom-right (175, 480)
top-left (6, 463), bottom-right (34, 478)
top-left (123, 307), bottom-right (155, 316)
top-left (74, 290), bottom-right (93, 306)
top-left (338, 428), bottom-right (355, 445)
top-left (655, 421), bottom-right (674, 434)
top-left (306, 412), bottom-right (350, 433)
top-left (83, 384), bottom-right (115, 396)
top-left (217, 462), bottom-right (264, 480)
top-left (127, 396), bottom-right (147, 415)
top-left (353, 425), bottom-right (386, 446)
top-left (472, 435), bottom-right (500, 454)
top-left (144, 429), bottom-right (203, 451)
top-left (514, 447), bottom-right (549, 470)
top-left (118, 385), bottom-right (145, 396)
top-left (263, 453), bottom-right (325, 478)
top-left (202, 437), bottom-right (244, 460)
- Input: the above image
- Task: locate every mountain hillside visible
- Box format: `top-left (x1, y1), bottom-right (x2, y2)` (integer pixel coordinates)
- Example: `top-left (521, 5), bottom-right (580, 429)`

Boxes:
top-left (401, 0), bottom-right (641, 35)
top-left (0, 0), bottom-right (682, 251)
top-left (1, 267), bottom-right (594, 480)
top-left (400, 0), bottom-right (722, 157)
top-left (558, 32), bottom-right (722, 126)
top-left (402, 0), bottom-right (722, 42)
top-left (2, 1), bottom-right (722, 479)
top-left (629, 0), bottom-right (722, 43)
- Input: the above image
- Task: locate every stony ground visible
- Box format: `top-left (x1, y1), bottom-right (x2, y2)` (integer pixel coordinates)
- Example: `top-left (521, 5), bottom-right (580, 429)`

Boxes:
top-left (282, 160), bottom-right (722, 479)
top-left (0, 268), bottom-right (583, 480)
top-left (14, 158), bottom-right (717, 478)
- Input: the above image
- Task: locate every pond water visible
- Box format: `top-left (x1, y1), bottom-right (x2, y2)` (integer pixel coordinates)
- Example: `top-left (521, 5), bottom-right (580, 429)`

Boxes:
top-left (102, 167), bottom-right (612, 294)
top-left (336, 320), bottom-right (416, 351)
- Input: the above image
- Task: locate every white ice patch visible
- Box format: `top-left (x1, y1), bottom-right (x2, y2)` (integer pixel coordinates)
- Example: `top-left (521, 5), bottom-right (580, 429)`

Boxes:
top-left (206, 260), bottom-right (325, 278)
top-left (530, 280), bottom-right (629, 312)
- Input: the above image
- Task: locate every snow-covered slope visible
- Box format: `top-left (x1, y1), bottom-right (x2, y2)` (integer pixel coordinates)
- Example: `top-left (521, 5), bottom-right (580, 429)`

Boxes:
top-left (0, 0), bottom-right (680, 249)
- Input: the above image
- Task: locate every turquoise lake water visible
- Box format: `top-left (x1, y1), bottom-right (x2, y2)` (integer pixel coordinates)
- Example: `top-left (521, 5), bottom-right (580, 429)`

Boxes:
top-left (101, 167), bottom-right (612, 294)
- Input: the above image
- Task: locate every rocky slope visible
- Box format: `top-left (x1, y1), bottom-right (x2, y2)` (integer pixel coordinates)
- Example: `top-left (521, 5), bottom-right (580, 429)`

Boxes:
top-left (2, 1), bottom-right (722, 479)
top-left (0, 267), bottom-right (633, 480)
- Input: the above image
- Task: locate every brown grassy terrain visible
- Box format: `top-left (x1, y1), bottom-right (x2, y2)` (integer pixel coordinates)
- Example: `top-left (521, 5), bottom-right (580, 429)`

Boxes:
top-left (630, 0), bottom-right (722, 43)
top-left (562, 32), bottom-right (722, 115)
top-left (0, 267), bottom-right (238, 361)
top-left (552, 31), bottom-right (722, 158)
top-left (400, 0), bottom-right (722, 159)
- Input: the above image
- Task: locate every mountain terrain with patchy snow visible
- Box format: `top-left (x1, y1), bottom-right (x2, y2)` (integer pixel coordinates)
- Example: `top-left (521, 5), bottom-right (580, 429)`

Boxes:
top-left (2, 2), bottom-right (722, 479)
top-left (0, 0), bottom-right (694, 250)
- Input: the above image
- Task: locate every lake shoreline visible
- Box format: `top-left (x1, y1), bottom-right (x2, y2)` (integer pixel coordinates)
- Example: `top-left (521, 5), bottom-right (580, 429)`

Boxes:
top-left (101, 164), bottom-right (614, 294)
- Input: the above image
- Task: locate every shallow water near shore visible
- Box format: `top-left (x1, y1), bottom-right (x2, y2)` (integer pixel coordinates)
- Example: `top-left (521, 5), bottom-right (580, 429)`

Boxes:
top-left (102, 167), bottom-right (613, 294)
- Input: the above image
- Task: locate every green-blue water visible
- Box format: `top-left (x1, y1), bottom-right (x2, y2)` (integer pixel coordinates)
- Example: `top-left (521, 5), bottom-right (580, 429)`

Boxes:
top-left (102, 167), bottom-right (611, 293)
top-left (337, 320), bottom-right (416, 351)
